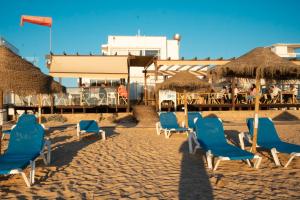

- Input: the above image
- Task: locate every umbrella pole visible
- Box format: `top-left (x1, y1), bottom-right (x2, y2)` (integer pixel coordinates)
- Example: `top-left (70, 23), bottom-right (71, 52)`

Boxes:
top-left (252, 78), bottom-right (261, 153)
top-left (184, 91), bottom-right (188, 128)
top-left (0, 90), bottom-right (3, 154)
top-left (38, 94), bottom-right (42, 124)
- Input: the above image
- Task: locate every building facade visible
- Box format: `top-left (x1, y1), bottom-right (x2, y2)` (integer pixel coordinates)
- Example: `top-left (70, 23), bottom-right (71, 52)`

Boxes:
top-left (81, 35), bottom-right (180, 100)
top-left (271, 43), bottom-right (300, 58)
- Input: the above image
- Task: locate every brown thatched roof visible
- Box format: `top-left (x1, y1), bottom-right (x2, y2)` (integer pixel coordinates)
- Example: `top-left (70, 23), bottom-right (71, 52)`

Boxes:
top-left (215, 47), bottom-right (300, 80)
top-left (50, 80), bottom-right (66, 93)
top-left (0, 46), bottom-right (63, 95)
top-left (157, 71), bottom-right (211, 92)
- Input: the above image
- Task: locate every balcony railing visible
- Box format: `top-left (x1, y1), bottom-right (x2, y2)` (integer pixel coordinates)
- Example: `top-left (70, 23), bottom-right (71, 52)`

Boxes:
top-left (13, 87), bottom-right (128, 107)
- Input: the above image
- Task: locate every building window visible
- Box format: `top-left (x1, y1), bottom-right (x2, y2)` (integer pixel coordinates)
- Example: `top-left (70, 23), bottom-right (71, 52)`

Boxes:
top-left (145, 50), bottom-right (159, 57)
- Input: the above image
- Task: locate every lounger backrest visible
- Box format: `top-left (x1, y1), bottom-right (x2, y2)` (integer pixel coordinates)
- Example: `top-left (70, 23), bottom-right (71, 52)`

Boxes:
top-left (79, 120), bottom-right (99, 132)
top-left (246, 118), bottom-right (281, 144)
top-left (195, 117), bottom-right (227, 148)
top-left (159, 112), bottom-right (179, 129)
top-left (17, 114), bottom-right (37, 126)
top-left (6, 123), bottom-right (45, 156)
top-left (188, 112), bottom-right (202, 130)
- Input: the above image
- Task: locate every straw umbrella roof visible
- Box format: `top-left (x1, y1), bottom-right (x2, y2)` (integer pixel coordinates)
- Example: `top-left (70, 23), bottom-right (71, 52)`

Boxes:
top-left (215, 47), bottom-right (300, 80)
top-left (50, 79), bottom-right (66, 93)
top-left (0, 46), bottom-right (56, 95)
top-left (157, 71), bottom-right (211, 92)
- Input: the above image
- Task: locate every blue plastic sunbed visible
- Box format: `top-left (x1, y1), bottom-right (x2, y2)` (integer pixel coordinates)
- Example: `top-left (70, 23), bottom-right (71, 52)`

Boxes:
top-left (0, 122), bottom-right (50, 187)
top-left (77, 120), bottom-right (106, 140)
top-left (190, 117), bottom-right (262, 170)
top-left (2, 114), bottom-right (47, 139)
top-left (156, 112), bottom-right (190, 139)
top-left (241, 118), bottom-right (300, 167)
top-left (187, 112), bottom-right (203, 131)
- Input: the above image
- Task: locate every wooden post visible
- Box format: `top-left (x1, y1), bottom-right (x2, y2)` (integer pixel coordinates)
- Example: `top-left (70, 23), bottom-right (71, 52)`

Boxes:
top-left (144, 71), bottom-right (148, 105)
top-left (251, 77), bottom-right (261, 153)
top-left (231, 78), bottom-right (236, 110)
top-left (38, 94), bottom-right (42, 124)
top-left (0, 90), bottom-right (3, 154)
top-left (184, 91), bottom-right (188, 128)
top-left (50, 94), bottom-right (54, 114)
top-left (127, 60), bottom-right (131, 112)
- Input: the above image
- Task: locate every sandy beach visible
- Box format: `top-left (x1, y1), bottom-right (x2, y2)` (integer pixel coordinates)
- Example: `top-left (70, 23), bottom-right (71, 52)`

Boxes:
top-left (0, 117), bottom-right (300, 199)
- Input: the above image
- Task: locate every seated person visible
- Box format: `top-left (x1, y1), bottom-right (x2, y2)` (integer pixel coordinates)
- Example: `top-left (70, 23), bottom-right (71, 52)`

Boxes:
top-left (289, 84), bottom-right (298, 103)
top-left (246, 84), bottom-right (257, 104)
top-left (117, 84), bottom-right (128, 103)
top-left (220, 86), bottom-right (229, 103)
top-left (270, 85), bottom-right (281, 102)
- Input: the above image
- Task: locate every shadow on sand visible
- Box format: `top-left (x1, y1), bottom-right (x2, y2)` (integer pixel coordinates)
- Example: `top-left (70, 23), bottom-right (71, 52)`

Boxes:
top-left (179, 141), bottom-right (213, 200)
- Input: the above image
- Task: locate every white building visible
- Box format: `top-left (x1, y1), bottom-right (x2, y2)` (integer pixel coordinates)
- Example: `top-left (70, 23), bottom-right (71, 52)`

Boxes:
top-left (81, 34), bottom-right (180, 100)
top-left (271, 43), bottom-right (300, 58)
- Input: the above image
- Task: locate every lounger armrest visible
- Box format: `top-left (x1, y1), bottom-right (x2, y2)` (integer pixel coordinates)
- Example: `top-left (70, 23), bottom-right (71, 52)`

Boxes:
top-left (181, 121), bottom-right (185, 128)
top-left (41, 124), bottom-right (49, 131)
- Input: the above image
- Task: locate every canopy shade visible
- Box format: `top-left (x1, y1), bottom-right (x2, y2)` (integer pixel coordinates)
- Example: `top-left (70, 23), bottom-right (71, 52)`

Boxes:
top-left (0, 46), bottom-right (53, 95)
top-left (157, 71), bottom-right (211, 92)
top-left (215, 47), bottom-right (300, 80)
top-left (48, 55), bottom-right (129, 79)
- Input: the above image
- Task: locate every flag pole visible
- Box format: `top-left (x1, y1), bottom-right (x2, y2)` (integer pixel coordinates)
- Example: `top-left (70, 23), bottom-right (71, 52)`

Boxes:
top-left (49, 27), bottom-right (52, 52)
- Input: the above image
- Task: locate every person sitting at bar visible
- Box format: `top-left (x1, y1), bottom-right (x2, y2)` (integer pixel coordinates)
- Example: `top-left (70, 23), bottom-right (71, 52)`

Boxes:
top-left (118, 83), bottom-right (128, 104)
top-left (289, 84), bottom-right (298, 103)
top-left (270, 85), bottom-right (281, 103)
top-left (220, 86), bottom-right (229, 103)
top-left (247, 84), bottom-right (257, 104)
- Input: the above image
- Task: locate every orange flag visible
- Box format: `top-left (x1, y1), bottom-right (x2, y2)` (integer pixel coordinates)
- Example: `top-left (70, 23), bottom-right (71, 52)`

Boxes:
top-left (20, 15), bottom-right (52, 27)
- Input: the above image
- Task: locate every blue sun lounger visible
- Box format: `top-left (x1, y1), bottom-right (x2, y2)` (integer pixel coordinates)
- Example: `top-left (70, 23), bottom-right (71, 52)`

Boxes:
top-left (190, 117), bottom-right (262, 170)
top-left (77, 120), bottom-right (106, 140)
top-left (186, 112), bottom-right (203, 131)
top-left (2, 114), bottom-right (47, 139)
top-left (156, 112), bottom-right (190, 139)
top-left (240, 118), bottom-right (300, 167)
top-left (0, 122), bottom-right (50, 187)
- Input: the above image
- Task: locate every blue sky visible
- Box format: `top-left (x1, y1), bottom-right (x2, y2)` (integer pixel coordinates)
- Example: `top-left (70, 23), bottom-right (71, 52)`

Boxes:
top-left (1, 0), bottom-right (300, 86)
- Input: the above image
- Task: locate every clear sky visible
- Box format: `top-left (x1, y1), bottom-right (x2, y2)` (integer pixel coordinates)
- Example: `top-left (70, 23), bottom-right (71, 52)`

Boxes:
top-left (1, 0), bottom-right (300, 86)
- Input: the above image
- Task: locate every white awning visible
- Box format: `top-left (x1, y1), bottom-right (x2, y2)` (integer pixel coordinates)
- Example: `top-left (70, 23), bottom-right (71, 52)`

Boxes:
top-left (48, 55), bottom-right (129, 79)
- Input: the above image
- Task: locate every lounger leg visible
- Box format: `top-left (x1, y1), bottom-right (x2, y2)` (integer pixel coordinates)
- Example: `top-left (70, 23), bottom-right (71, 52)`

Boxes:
top-left (213, 159), bottom-right (221, 171)
top-left (21, 172), bottom-right (31, 187)
top-left (254, 156), bottom-right (262, 169)
top-left (238, 132), bottom-right (245, 150)
top-left (271, 148), bottom-right (281, 166)
top-left (206, 151), bottom-right (213, 170)
top-left (30, 161), bottom-right (36, 184)
top-left (188, 133), bottom-right (193, 154)
top-left (41, 153), bottom-right (48, 165)
top-left (165, 130), bottom-right (170, 139)
top-left (100, 130), bottom-right (106, 141)
top-left (46, 141), bottom-right (51, 164)
top-left (76, 123), bottom-right (80, 138)
top-left (156, 122), bottom-right (161, 135)
top-left (246, 159), bottom-right (251, 167)
top-left (284, 154), bottom-right (296, 168)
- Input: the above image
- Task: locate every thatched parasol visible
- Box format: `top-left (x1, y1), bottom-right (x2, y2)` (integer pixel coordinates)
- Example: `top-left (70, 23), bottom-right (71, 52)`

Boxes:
top-left (157, 71), bottom-right (211, 128)
top-left (215, 47), bottom-right (300, 152)
top-left (0, 46), bottom-right (64, 151)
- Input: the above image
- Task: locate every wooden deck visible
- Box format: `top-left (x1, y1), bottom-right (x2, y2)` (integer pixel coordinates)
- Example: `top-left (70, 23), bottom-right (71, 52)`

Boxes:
top-left (161, 103), bottom-right (300, 111)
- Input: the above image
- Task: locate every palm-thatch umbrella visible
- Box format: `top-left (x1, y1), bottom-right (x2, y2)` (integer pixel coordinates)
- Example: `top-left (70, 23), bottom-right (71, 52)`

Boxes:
top-left (157, 71), bottom-right (211, 127)
top-left (0, 46), bottom-right (59, 152)
top-left (215, 47), bottom-right (300, 152)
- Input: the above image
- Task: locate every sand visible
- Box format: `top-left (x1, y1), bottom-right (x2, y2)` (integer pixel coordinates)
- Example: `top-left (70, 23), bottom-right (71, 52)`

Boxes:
top-left (0, 120), bottom-right (300, 199)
